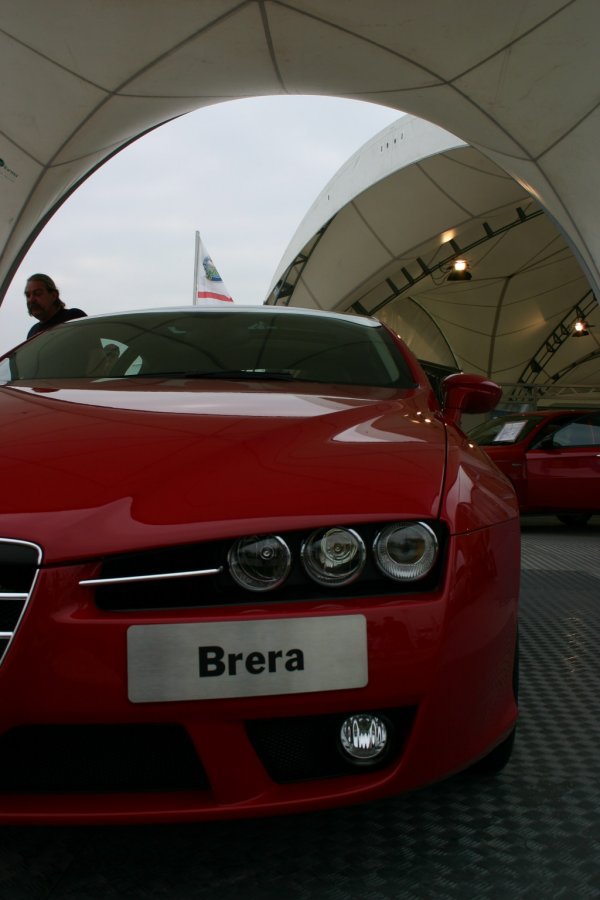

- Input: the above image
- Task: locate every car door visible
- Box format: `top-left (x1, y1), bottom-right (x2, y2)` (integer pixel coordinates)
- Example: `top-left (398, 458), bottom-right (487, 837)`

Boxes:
top-left (525, 412), bottom-right (600, 511)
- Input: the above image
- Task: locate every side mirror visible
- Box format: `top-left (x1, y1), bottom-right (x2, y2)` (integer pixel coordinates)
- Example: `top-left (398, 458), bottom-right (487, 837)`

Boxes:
top-left (442, 373), bottom-right (502, 427)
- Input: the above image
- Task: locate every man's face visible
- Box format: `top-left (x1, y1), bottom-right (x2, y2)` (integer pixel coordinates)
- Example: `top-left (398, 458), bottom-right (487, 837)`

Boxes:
top-left (25, 280), bottom-right (58, 322)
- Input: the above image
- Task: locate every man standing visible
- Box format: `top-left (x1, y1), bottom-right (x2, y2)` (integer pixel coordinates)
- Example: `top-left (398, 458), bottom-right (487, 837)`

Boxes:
top-left (25, 274), bottom-right (86, 338)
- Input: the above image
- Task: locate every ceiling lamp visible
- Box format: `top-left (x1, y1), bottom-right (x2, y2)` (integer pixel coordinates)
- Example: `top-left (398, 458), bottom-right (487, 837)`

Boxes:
top-left (446, 259), bottom-right (472, 281)
top-left (572, 317), bottom-right (590, 336)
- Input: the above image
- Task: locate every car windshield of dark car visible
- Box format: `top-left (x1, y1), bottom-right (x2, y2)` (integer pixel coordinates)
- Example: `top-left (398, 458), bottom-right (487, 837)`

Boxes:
top-left (468, 414), bottom-right (546, 445)
top-left (3, 310), bottom-right (416, 389)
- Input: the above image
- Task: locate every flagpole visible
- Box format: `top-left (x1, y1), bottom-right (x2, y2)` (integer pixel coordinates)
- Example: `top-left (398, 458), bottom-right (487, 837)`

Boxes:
top-left (193, 231), bottom-right (200, 305)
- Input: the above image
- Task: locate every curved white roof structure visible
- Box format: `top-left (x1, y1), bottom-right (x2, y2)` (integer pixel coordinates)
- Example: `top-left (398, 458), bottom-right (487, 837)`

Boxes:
top-left (266, 116), bottom-right (600, 397)
top-left (1, 1), bottom-right (600, 395)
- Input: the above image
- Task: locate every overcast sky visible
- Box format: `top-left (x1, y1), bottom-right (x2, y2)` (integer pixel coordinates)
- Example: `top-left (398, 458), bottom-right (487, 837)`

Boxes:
top-left (0, 96), bottom-right (400, 353)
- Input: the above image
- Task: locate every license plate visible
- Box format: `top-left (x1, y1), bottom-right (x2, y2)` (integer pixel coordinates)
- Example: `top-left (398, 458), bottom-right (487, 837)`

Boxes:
top-left (127, 615), bottom-right (368, 703)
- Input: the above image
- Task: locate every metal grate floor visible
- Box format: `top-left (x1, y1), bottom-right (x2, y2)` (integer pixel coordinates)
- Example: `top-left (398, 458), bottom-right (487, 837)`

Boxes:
top-left (2, 515), bottom-right (599, 899)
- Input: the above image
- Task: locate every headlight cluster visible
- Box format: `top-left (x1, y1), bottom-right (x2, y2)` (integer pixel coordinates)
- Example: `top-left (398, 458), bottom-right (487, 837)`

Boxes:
top-left (227, 522), bottom-right (438, 593)
top-left (302, 527), bottom-right (366, 587)
top-left (227, 535), bottom-right (291, 591)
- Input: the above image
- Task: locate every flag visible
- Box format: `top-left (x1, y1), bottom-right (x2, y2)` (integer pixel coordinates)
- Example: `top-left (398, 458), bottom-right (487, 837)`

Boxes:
top-left (194, 232), bottom-right (233, 303)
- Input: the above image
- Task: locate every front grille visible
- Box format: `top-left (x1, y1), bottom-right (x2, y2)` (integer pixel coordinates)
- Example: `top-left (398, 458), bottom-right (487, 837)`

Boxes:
top-left (0, 539), bottom-right (41, 665)
top-left (246, 707), bottom-right (416, 782)
top-left (0, 724), bottom-right (209, 794)
top-left (91, 523), bottom-right (446, 612)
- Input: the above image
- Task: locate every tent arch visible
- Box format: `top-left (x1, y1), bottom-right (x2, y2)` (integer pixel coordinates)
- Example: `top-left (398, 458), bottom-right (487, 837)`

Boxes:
top-left (2, 1), bottom-right (600, 346)
top-left (266, 115), bottom-right (599, 394)
top-left (0, 0), bottom-right (600, 302)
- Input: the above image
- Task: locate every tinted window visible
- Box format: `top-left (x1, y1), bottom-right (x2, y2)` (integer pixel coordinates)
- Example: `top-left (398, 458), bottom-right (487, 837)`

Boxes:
top-left (544, 413), bottom-right (600, 449)
top-left (4, 310), bottom-right (415, 389)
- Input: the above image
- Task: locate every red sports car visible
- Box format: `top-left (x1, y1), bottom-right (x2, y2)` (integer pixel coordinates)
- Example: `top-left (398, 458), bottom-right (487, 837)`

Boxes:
top-left (469, 409), bottom-right (600, 525)
top-left (0, 306), bottom-right (519, 824)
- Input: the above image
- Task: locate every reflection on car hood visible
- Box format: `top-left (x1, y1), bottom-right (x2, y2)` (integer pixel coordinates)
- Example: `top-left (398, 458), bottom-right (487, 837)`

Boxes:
top-left (0, 380), bottom-right (446, 561)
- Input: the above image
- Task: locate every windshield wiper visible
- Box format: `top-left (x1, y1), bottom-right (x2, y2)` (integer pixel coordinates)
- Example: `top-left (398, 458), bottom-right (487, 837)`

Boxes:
top-left (124, 369), bottom-right (297, 381)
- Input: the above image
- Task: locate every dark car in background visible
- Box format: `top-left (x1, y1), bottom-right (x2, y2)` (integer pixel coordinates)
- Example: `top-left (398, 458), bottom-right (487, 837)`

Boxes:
top-left (469, 409), bottom-right (600, 525)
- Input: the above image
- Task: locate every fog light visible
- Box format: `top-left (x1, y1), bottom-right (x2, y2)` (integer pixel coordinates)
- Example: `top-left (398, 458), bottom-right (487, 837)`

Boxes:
top-left (339, 714), bottom-right (389, 763)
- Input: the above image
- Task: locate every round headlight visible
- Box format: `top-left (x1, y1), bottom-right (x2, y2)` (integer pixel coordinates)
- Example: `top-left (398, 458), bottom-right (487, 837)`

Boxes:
top-left (301, 527), bottom-right (366, 586)
top-left (228, 535), bottom-right (291, 592)
top-left (373, 522), bottom-right (438, 581)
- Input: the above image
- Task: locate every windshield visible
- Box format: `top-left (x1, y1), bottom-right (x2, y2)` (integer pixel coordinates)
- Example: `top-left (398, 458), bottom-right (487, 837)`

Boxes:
top-left (468, 414), bottom-right (546, 445)
top-left (2, 309), bottom-right (416, 389)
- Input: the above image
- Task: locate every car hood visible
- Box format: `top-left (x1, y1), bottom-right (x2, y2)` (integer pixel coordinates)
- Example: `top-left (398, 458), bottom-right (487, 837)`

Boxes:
top-left (0, 380), bottom-right (446, 562)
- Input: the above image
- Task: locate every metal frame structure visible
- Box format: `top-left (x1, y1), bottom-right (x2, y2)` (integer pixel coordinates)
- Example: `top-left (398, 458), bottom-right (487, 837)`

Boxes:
top-left (506, 291), bottom-right (598, 402)
top-left (267, 223), bottom-right (332, 306)
top-left (354, 207), bottom-right (544, 317)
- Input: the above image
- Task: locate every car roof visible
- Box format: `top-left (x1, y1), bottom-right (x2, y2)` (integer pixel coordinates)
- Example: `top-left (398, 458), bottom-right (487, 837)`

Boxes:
top-left (78, 305), bottom-right (384, 329)
top-left (497, 409), bottom-right (598, 420)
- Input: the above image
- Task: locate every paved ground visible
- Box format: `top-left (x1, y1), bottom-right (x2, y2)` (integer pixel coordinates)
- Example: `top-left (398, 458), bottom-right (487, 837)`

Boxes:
top-left (1, 516), bottom-right (599, 899)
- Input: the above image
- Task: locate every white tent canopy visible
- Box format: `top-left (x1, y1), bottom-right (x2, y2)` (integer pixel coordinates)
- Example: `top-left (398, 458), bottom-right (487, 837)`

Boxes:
top-left (266, 116), bottom-right (599, 397)
top-left (1, 0), bottom-right (600, 392)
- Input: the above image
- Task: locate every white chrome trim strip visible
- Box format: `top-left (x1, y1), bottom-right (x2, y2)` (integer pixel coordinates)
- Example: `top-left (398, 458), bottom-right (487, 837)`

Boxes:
top-left (80, 567), bottom-right (222, 587)
top-left (0, 537), bottom-right (43, 565)
top-left (0, 537), bottom-right (42, 667)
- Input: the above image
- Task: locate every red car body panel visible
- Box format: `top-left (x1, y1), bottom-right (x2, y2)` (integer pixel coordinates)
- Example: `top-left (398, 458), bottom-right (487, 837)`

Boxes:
top-left (0, 381), bottom-right (449, 559)
top-left (0, 381), bottom-right (516, 557)
top-left (526, 446), bottom-right (600, 509)
top-left (0, 307), bottom-right (520, 824)
top-left (0, 525), bottom-right (518, 824)
top-left (472, 410), bottom-right (600, 515)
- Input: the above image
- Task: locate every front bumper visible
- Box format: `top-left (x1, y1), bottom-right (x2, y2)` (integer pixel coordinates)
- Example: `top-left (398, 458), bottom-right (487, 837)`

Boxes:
top-left (0, 521), bottom-right (519, 824)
